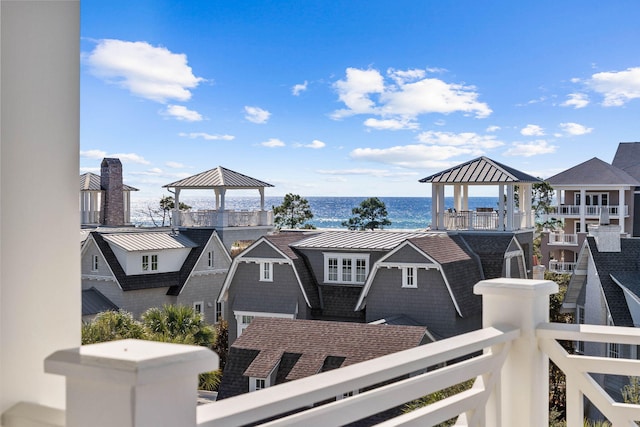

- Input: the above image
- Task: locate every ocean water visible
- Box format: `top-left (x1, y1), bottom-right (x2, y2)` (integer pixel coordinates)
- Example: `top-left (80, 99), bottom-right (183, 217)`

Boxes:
top-left (131, 196), bottom-right (499, 230)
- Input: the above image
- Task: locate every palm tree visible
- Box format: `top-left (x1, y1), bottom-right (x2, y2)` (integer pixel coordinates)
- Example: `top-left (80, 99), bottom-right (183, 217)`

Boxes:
top-left (141, 304), bottom-right (216, 347)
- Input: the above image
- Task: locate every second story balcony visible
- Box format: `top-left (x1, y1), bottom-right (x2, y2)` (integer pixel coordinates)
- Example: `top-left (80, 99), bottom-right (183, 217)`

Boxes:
top-left (549, 260), bottom-right (577, 274)
top-left (547, 232), bottom-right (579, 246)
top-left (547, 204), bottom-right (629, 218)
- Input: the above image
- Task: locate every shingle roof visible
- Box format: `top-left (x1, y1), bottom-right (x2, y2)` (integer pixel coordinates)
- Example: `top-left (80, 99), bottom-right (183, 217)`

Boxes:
top-left (292, 230), bottom-right (431, 251)
top-left (163, 166), bottom-right (274, 189)
top-left (546, 157), bottom-right (640, 186)
top-left (80, 172), bottom-right (138, 191)
top-left (611, 272), bottom-right (640, 300)
top-left (586, 236), bottom-right (640, 326)
top-left (419, 156), bottom-right (541, 184)
top-left (612, 142), bottom-right (640, 181)
top-left (91, 228), bottom-right (215, 294)
top-left (457, 233), bottom-right (514, 279)
top-left (82, 287), bottom-right (119, 316)
top-left (224, 317), bottom-right (427, 383)
top-left (102, 232), bottom-right (197, 252)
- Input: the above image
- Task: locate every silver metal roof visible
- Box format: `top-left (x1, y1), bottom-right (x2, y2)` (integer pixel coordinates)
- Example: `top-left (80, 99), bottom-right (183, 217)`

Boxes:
top-left (80, 172), bottom-right (139, 192)
top-left (291, 230), bottom-right (432, 250)
top-left (419, 156), bottom-right (541, 184)
top-left (102, 231), bottom-right (197, 252)
top-left (163, 166), bottom-right (274, 189)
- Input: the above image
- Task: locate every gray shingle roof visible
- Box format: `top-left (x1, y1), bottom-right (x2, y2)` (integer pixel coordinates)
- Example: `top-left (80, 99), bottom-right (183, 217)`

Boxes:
top-left (163, 166), bottom-right (274, 189)
top-left (82, 287), bottom-right (119, 316)
top-left (612, 142), bottom-right (640, 181)
top-left (419, 156), bottom-right (541, 184)
top-left (586, 236), bottom-right (640, 326)
top-left (292, 230), bottom-right (431, 251)
top-left (546, 157), bottom-right (640, 186)
top-left (91, 228), bottom-right (215, 294)
top-left (80, 172), bottom-right (138, 191)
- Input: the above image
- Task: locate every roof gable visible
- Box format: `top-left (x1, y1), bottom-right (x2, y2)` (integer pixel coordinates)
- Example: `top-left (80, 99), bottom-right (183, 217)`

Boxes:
top-left (419, 156), bottom-right (540, 184)
top-left (612, 142), bottom-right (640, 181)
top-left (546, 157), bottom-right (640, 186)
top-left (163, 166), bottom-right (274, 189)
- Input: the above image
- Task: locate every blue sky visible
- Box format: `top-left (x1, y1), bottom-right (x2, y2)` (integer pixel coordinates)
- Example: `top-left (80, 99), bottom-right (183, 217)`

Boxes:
top-left (81, 1), bottom-right (640, 200)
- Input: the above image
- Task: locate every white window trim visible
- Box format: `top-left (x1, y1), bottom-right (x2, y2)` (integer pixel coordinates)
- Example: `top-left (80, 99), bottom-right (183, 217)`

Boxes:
top-left (260, 261), bottom-right (273, 282)
top-left (323, 253), bottom-right (369, 284)
top-left (336, 390), bottom-right (359, 400)
top-left (402, 266), bottom-right (417, 288)
top-left (234, 310), bottom-right (296, 338)
top-left (250, 377), bottom-right (268, 392)
top-left (91, 254), bottom-right (99, 272)
top-left (207, 251), bottom-right (214, 269)
top-left (142, 253), bottom-right (159, 272)
top-left (193, 301), bottom-right (204, 318)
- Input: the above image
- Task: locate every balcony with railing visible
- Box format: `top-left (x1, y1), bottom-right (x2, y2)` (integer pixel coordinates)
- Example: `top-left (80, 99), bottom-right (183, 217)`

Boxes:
top-left (9, 278), bottom-right (640, 427)
top-left (549, 260), bottom-right (577, 274)
top-left (547, 232), bottom-right (579, 246)
top-left (443, 209), bottom-right (535, 232)
top-left (547, 205), bottom-right (629, 218)
top-left (177, 209), bottom-right (274, 228)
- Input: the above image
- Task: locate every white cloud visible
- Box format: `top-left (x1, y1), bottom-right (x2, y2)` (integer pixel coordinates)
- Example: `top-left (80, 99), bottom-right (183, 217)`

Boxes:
top-left (244, 106), bottom-right (271, 124)
top-left (587, 67), bottom-right (640, 106)
top-left (486, 125), bottom-right (501, 132)
top-left (292, 81), bottom-right (308, 96)
top-left (316, 168), bottom-right (419, 178)
top-left (332, 67), bottom-right (491, 122)
top-left (80, 149), bottom-right (150, 164)
top-left (561, 93), bottom-right (589, 109)
top-left (417, 130), bottom-right (504, 149)
top-left (363, 118), bottom-right (419, 130)
top-left (305, 140), bottom-right (326, 149)
top-left (130, 168), bottom-right (164, 176)
top-left (503, 140), bottom-right (556, 157)
top-left (261, 138), bottom-right (285, 148)
top-left (165, 161), bottom-right (185, 168)
top-left (559, 122), bottom-right (593, 136)
top-left (350, 144), bottom-right (481, 169)
top-left (86, 39), bottom-right (203, 103)
top-left (520, 124), bottom-right (545, 136)
top-left (163, 105), bottom-right (203, 121)
top-left (179, 132), bottom-right (235, 141)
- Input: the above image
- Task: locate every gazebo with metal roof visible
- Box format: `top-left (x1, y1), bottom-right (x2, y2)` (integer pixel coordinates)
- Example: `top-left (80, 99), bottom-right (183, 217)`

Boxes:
top-left (163, 166), bottom-right (274, 227)
top-left (80, 172), bottom-right (139, 226)
top-left (419, 156), bottom-right (541, 231)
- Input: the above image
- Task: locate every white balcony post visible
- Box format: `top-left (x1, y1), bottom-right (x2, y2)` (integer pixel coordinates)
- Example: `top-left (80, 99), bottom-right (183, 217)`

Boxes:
top-left (619, 187), bottom-right (625, 234)
top-left (474, 278), bottom-right (558, 427)
top-left (45, 339), bottom-right (218, 427)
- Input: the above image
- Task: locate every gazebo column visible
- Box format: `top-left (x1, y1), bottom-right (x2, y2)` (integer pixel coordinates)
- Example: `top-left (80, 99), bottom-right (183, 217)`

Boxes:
top-left (219, 188), bottom-right (227, 227)
top-left (214, 189), bottom-right (220, 210)
top-left (498, 184), bottom-right (505, 231)
top-left (431, 183), bottom-right (445, 230)
top-left (453, 184), bottom-right (461, 211)
top-left (173, 189), bottom-right (181, 226)
top-left (522, 183), bottom-right (533, 229)
top-left (259, 188), bottom-right (268, 226)
top-left (462, 184), bottom-right (469, 211)
top-left (506, 184), bottom-right (515, 231)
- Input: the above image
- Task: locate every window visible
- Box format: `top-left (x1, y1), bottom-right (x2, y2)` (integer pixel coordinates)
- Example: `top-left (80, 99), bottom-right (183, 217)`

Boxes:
top-left (337, 390), bottom-right (358, 400)
top-left (249, 377), bottom-right (269, 392)
top-left (238, 315), bottom-right (254, 336)
top-left (255, 379), bottom-right (266, 390)
top-left (193, 301), bottom-right (203, 316)
top-left (402, 267), bottom-right (417, 288)
top-left (607, 316), bottom-right (620, 358)
top-left (207, 251), bottom-right (214, 268)
top-left (260, 262), bottom-right (273, 282)
top-left (91, 254), bottom-right (99, 271)
top-left (142, 254), bottom-right (158, 272)
top-left (324, 253), bottom-right (369, 284)
top-left (216, 301), bottom-right (223, 322)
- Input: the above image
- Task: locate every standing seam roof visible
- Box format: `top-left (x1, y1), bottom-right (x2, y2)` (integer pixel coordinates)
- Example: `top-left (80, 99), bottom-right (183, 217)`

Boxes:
top-left (163, 166), bottom-right (274, 189)
top-left (419, 156), bottom-right (541, 184)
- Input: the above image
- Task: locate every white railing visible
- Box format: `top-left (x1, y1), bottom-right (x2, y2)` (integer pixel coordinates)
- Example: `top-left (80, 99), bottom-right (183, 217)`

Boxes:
top-left (443, 210), bottom-right (534, 231)
top-left (9, 278), bottom-right (640, 427)
top-left (548, 232), bottom-right (579, 245)
top-left (178, 210), bottom-right (273, 227)
top-left (549, 260), bottom-right (577, 273)
top-left (548, 205), bottom-right (629, 217)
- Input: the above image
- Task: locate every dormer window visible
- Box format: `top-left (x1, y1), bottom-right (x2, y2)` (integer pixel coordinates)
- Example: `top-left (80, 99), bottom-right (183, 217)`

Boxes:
top-left (402, 267), bottom-right (417, 288)
top-left (207, 251), bottom-right (214, 268)
top-left (324, 253), bottom-right (369, 284)
top-left (142, 254), bottom-right (158, 272)
top-left (260, 262), bottom-right (273, 282)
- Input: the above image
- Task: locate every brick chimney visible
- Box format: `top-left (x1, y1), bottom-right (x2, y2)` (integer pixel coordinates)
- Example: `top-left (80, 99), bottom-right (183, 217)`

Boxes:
top-left (101, 158), bottom-right (124, 226)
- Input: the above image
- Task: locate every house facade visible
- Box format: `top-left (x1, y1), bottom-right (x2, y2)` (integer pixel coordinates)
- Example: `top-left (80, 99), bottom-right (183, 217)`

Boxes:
top-left (81, 227), bottom-right (231, 322)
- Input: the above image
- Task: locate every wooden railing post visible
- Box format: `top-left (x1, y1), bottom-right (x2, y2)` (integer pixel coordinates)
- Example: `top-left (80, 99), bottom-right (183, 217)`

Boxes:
top-left (45, 339), bottom-right (218, 427)
top-left (474, 278), bottom-right (558, 427)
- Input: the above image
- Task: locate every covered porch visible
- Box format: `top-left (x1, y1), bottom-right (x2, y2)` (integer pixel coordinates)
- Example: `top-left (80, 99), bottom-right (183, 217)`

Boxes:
top-left (420, 157), bottom-right (540, 232)
top-left (163, 166), bottom-right (274, 228)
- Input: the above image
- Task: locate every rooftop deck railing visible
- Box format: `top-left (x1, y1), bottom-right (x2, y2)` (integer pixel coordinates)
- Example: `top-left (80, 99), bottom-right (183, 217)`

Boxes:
top-left (177, 209), bottom-right (273, 227)
top-left (443, 210), bottom-right (534, 231)
top-left (7, 278), bottom-right (640, 427)
top-left (547, 205), bottom-right (629, 217)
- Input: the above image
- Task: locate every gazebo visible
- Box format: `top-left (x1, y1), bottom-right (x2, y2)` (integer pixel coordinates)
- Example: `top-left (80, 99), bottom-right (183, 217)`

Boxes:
top-left (420, 156), bottom-right (541, 231)
top-left (163, 166), bottom-right (274, 227)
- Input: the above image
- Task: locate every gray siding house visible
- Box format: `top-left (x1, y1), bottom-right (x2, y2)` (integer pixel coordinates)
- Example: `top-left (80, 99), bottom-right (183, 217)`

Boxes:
top-left (219, 229), bottom-right (528, 343)
top-left (81, 227), bottom-right (231, 322)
